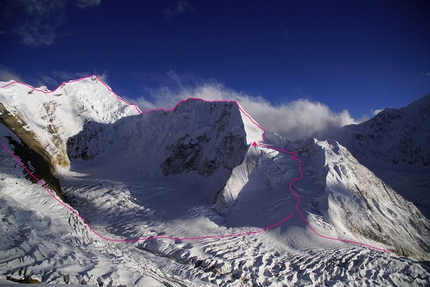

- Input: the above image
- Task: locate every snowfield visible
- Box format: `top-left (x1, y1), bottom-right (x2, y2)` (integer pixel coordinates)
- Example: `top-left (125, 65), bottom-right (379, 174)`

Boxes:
top-left (0, 76), bottom-right (429, 286)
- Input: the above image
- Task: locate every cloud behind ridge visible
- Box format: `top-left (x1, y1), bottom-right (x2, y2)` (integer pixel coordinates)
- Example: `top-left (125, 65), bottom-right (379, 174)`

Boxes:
top-left (130, 81), bottom-right (357, 141)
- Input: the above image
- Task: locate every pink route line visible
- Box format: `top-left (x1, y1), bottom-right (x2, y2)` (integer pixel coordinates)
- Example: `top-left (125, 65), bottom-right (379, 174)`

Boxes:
top-left (1, 75), bottom-right (389, 253)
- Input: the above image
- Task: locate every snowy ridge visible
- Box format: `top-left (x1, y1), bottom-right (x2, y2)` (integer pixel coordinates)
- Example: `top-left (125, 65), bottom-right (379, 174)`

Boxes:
top-left (1, 76), bottom-right (430, 285)
top-left (334, 93), bottom-right (430, 219)
top-left (217, 133), bottom-right (429, 259)
top-left (0, 76), bottom-right (139, 172)
top-left (286, 138), bottom-right (430, 259)
top-left (338, 93), bottom-right (430, 166)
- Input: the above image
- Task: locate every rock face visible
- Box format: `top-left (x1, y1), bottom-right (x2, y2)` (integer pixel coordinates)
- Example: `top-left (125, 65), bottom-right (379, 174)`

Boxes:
top-left (67, 99), bottom-right (249, 179)
top-left (159, 102), bottom-right (249, 177)
top-left (337, 94), bottom-right (430, 166)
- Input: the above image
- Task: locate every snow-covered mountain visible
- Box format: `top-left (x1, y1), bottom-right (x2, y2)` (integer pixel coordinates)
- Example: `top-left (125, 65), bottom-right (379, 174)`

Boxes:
top-left (338, 94), bottom-right (430, 166)
top-left (334, 94), bottom-right (430, 218)
top-left (1, 76), bottom-right (429, 286)
top-left (0, 76), bottom-right (140, 174)
top-left (67, 99), bottom-right (255, 180)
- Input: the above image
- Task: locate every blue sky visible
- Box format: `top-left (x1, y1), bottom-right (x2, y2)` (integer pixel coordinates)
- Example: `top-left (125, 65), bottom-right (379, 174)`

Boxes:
top-left (1, 0), bottom-right (429, 138)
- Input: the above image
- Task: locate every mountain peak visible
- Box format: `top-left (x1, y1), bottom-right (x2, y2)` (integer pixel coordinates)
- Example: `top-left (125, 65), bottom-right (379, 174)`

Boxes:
top-left (67, 97), bottom-right (263, 182)
top-left (0, 76), bottom-right (141, 172)
top-left (338, 93), bottom-right (430, 166)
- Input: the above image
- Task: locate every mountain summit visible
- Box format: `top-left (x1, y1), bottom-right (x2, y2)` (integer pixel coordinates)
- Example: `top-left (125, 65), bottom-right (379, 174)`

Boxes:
top-left (67, 99), bottom-right (258, 179)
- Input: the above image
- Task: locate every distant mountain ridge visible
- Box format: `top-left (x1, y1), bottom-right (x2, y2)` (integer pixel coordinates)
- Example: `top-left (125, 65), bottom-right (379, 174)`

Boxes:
top-left (337, 93), bottom-right (430, 166)
top-left (333, 93), bottom-right (430, 219)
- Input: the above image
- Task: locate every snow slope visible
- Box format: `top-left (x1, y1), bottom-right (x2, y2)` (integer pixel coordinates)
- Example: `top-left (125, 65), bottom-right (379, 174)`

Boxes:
top-left (338, 94), bottom-right (430, 166)
top-left (1, 77), bottom-right (430, 285)
top-left (285, 138), bottom-right (430, 259)
top-left (335, 93), bottom-right (430, 218)
top-left (215, 133), bottom-right (430, 260)
top-left (0, 76), bottom-right (139, 173)
top-left (2, 137), bottom-right (429, 285)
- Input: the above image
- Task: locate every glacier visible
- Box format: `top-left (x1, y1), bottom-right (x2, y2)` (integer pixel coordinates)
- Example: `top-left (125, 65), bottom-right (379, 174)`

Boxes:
top-left (0, 76), bottom-right (429, 286)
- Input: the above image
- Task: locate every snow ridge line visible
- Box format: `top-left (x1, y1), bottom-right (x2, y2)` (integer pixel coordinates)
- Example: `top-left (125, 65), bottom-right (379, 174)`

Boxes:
top-left (265, 145), bottom-right (389, 253)
top-left (1, 75), bottom-right (388, 252)
top-left (1, 75), bottom-right (143, 114)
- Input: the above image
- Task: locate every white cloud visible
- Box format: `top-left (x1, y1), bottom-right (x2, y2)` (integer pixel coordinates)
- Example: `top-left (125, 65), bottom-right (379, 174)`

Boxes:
top-left (163, 0), bottom-right (194, 18)
top-left (177, 0), bottom-right (193, 14)
top-left (0, 66), bottom-right (25, 83)
top-left (77, 0), bottom-right (102, 9)
top-left (13, 0), bottom-right (67, 46)
top-left (5, 0), bottom-right (101, 46)
top-left (52, 70), bottom-right (91, 81)
top-left (15, 24), bottom-right (57, 46)
top-left (371, 109), bottom-right (384, 116)
top-left (39, 74), bottom-right (59, 88)
top-left (0, 68), bottom-right (108, 89)
top-left (97, 72), bottom-right (109, 84)
top-left (52, 70), bottom-right (108, 84)
top-left (130, 79), bottom-right (358, 140)
top-left (422, 73), bottom-right (430, 76)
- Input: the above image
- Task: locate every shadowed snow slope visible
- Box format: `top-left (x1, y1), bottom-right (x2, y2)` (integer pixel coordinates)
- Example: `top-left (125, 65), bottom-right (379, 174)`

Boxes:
top-left (1, 77), bottom-right (430, 286)
top-left (335, 93), bottom-right (430, 218)
top-left (67, 99), bottom-right (251, 179)
top-left (66, 98), bottom-right (256, 214)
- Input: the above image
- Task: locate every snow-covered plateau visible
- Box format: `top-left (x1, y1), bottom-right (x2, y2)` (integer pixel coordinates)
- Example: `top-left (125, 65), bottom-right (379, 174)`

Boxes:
top-left (0, 76), bottom-right (429, 286)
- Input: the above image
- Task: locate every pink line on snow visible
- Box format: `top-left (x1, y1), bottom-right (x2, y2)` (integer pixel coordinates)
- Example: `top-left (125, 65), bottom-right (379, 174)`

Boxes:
top-left (1, 75), bottom-right (143, 115)
top-left (1, 75), bottom-right (389, 252)
top-left (1, 142), bottom-right (293, 243)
